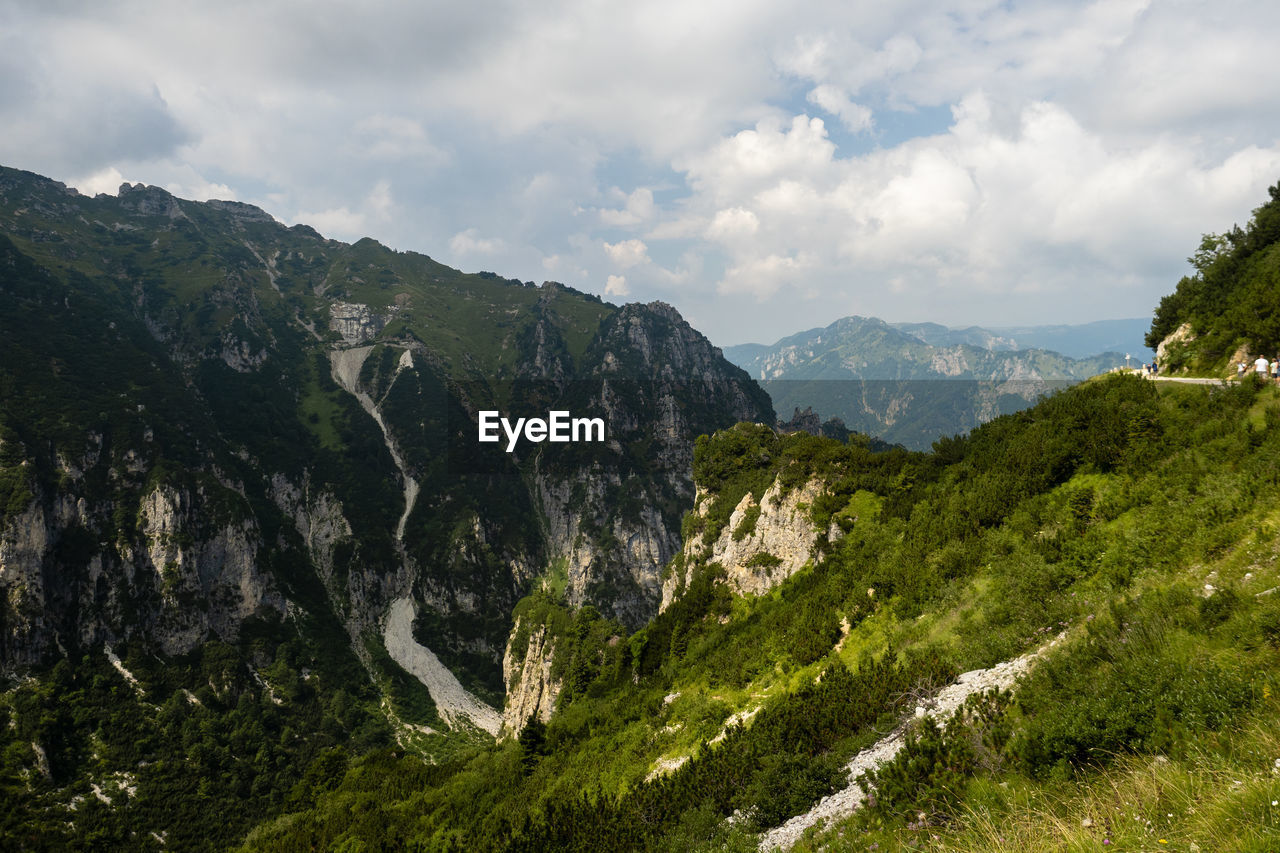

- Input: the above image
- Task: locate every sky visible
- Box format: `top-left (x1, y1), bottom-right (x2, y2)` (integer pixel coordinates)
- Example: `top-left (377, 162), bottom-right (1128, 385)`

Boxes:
top-left (4, 0), bottom-right (1280, 346)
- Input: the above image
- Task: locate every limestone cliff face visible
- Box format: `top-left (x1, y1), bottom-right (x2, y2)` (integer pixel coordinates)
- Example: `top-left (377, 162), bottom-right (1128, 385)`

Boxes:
top-left (0, 499), bottom-right (51, 665)
top-left (529, 301), bottom-right (774, 627)
top-left (1156, 322), bottom-right (1195, 367)
top-left (500, 616), bottom-right (562, 736)
top-left (0, 479), bottom-right (286, 665)
top-left (536, 474), bottom-right (676, 624)
top-left (329, 302), bottom-right (391, 346)
top-left (661, 477), bottom-right (830, 611)
top-left (132, 484), bottom-right (285, 655)
top-left (269, 474), bottom-right (406, 646)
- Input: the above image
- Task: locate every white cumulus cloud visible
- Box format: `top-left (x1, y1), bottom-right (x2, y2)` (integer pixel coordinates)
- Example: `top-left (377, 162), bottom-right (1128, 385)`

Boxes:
top-left (450, 228), bottom-right (507, 256)
top-left (603, 238), bottom-right (650, 268)
top-left (806, 84), bottom-right (873, 132)
top-left (604, 274), bottom-right (630, 297)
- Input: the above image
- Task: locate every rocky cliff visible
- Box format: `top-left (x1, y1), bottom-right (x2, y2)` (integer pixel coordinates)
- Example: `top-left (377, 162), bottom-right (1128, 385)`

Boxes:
top-left (0, 165), bottom-right (771, 736)
top-left (500, 615), bottom-right (561, 735)
top-left (1, 475), bottom-right (285, 666)
top-left (661, 476), bottom-right (830, 611)
top-left (530, 301), bottom-right (773, 626)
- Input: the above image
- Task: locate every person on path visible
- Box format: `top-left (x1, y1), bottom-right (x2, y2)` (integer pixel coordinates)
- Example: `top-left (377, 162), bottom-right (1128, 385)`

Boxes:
top-left (1255, 355), bottom-right (1270, 378)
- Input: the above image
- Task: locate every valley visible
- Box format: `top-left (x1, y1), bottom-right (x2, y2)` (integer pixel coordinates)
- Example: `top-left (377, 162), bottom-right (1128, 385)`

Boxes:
top-left (2, 167), bottom-right (1280, 852)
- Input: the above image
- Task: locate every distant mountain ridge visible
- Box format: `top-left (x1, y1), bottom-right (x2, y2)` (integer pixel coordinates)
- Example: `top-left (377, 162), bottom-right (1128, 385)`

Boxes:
top-left (890, 317), bottom-right (1153, 360)
top-left (722, 315), bottom-right (1134, 448)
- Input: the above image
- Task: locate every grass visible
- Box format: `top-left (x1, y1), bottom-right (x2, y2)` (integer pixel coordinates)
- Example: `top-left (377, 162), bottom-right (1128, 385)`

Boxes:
top-left (784, 477), bottom-right (1280, 852)
top-left (297, 371), bottom-right (346, 451)
top-left (800, 699), bottom-right (1280, 852)
top-left (540, 556), bottom-right (571, 599)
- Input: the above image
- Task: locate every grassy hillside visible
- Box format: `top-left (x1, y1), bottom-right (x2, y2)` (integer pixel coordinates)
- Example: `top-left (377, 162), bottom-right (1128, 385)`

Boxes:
top-left (237, 373), bottom-right (1280, 851)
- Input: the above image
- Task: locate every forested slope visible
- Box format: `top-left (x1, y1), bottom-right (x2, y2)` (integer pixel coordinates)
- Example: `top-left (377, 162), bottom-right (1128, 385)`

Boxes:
top-left (240, 370), bottom-right (1280, 851)
top-left (0, 165), bottom-right (770, 849)
top-left (1148, 182), bottom-right (1280, 373)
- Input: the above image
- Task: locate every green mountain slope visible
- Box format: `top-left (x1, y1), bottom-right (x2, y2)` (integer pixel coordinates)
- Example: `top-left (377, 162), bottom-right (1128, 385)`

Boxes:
top-left (230, 185), bottom-right (1280, 853)
top-left (237, 371), bottom-right (1280, 853)
top-left (0, 165), bottom-right (771, 848)
top-left (723, 316), bottom-right (1130, 449)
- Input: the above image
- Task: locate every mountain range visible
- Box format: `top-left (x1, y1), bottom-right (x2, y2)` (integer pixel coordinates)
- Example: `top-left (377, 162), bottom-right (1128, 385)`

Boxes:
top-left (889, 317), bottom-right (1152, 360)
top-left (723, 316), bottom-right (1137, 448)
top-left (0, 164), bottom-right (770, 847)
top-left (4, 166), bottom-right (1280, 852)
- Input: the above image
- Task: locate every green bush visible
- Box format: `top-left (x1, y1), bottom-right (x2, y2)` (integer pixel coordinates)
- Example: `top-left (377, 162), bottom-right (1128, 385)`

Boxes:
top-left (859, 691), bottom-right (1011, 827)
top-left (1011, 591), bottom-right (1256, 777)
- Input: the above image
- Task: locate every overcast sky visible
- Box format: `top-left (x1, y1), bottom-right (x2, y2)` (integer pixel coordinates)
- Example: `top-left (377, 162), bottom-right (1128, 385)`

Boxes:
top-left (4, 1), bottom-right (1280, 345)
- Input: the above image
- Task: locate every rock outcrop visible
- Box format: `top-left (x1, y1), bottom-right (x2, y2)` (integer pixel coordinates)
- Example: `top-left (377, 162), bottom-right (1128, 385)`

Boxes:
top-left (0, 480), bottom-right (286, 665)
top-left (661, 476), bottom-right (829, 611)
top-left (134, 484), bottom-right (285, 655)
top-left (518, 300), bottom-right (773, 627)
top-left (329, 302), bottom-right (391, 346)
top-left (1156, 321), bottom-right (1196, 367)
top-left (500, 615), bottom-right (562, 736)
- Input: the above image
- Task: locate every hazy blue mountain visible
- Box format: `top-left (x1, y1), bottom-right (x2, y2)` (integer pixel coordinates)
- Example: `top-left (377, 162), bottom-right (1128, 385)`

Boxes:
top-left (891, 317), bottom-right (1154, 361)
top-left (722, 315), bottom-right (1131, 448)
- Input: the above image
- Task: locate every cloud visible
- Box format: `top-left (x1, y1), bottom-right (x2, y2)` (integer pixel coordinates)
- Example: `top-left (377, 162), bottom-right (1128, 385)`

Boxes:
top-left (5, 0), bottom-right (1280, 346)
top-left (294, 205), bottom-right (367, 240)
top-left (603, 238), bottom-right (650, 268)
top-left (604, 274), bottom-right (630, 297)
top-left (805, 85), bottom-right (874, 133)
top-left (599, 187), bottom-right (655, 226)
top-left (366, 180), bottom-right (394, 221)
top-left (450, 228), bottom-right (507, 256)
top-left (704, 207), bottom-right (759, 243)
top-left (663, 86), bottom-right (1280, 321)
top-left (70, 166), bottom-right (127, 197)
top-left (719, 253), bottom-right (811, 298)
top-left (351, 115), bottom-right (449, 166)
top-left (293, 180), bottom-right (398, 241)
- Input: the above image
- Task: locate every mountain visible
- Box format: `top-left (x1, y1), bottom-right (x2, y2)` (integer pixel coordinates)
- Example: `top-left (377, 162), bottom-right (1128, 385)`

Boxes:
top-left (722, 315), bottom-right (1130, 449)
top-left (6, 163), bottom-right (1280, 853)
top-left (241, 371), bottom-right (1280, 853)
top-left (225, 185), bottom-right (1280, 852)
top-left (890, 317), bottom-right (1154, 361)
top-left (0, 165), bottom-right (770, 848)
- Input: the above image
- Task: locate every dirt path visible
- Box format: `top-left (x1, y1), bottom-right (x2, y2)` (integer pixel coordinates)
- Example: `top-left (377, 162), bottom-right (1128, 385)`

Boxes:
top-left (1146, 376), bottom-right (1227, 385)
